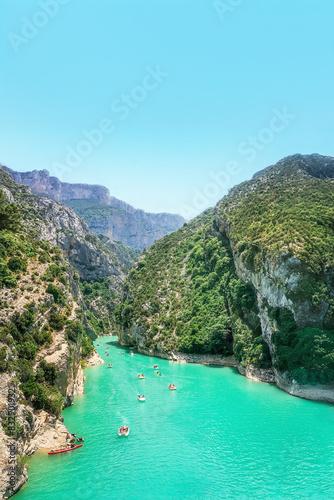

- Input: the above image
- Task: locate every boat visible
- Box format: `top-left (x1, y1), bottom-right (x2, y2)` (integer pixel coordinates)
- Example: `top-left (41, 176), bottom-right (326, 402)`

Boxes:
top-left (107, 364), bottom-right (112, 368)
top-left (168, 384), bottom-right (177, 390)
top-left (107, 354), bottom-right (109, 357)
top-left (153, 365), bottom-right (158, 369)
top-left (130, 351), bottom-right (134, 356)
top-left (118, 426), bottom-right (130, 437)
top-left (138, 374), bottom-right (145, 379)
top-left (48, 444), bottom-right (83, 455)
top-left (76, 437), bottom-right (84, 442)
top-left (156, 372), bottom-right (162, 376)
top-left (137, 395), bottom-right (146, 401)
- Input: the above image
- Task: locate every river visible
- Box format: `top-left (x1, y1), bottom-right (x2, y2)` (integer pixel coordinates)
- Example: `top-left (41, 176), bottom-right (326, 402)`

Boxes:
top-left (16, 336), bottom-right (334, 499)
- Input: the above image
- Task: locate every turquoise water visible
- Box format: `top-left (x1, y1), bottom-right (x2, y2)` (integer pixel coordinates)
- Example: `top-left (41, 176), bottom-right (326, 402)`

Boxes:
top-left (16, 336), bottom-right (334, 500)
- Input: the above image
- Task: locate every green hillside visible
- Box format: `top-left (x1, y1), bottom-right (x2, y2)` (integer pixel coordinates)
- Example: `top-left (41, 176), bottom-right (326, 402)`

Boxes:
top-left (116, 210), bottom-right (271, 367)
top-left (117, 155), bottom-right (334, 388)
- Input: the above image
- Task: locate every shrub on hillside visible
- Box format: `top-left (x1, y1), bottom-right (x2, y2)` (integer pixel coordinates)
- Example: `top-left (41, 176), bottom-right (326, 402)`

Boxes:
top-left (7, 256), bottom-right (27, 272)
top-left (46, 283), bottom-right (66, 304)
top-left (65, 321), bottom-right (84, 343)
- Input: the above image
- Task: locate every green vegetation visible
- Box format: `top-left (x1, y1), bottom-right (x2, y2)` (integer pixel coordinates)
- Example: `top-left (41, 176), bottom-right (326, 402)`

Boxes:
top-left (64, 198), bottom-right (126, 221)
top-left (66, 320), bottom-right (83, 343)
top-left (274, 327), bottom-right (334, 385)
top-left (0, 303), bottom-right (64, 415)
top-left (116, 210), bottom-right (270, 365)
top-left (0, 187), bottom-right (95, 418)
top-left (80, 278), bottom-right (118, 336)
top-left (269, 306), bottom-right (334, 384)
top-left (81, 332), bottom-right (94, 358)
top-left (0, 190), bottom-right (21, 231)
top-left (42, 264), bottom-right (66, 284)
top-left (46, 283), bottom-right (66, 304)
top-left (216, 160), bottom-right (334, 275)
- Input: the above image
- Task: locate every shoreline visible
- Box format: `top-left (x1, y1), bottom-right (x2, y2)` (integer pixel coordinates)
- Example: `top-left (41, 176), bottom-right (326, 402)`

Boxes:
top-left (1, 348), bottom-right (104, 500)
top-left (117, 339), bottom-right (334, 405)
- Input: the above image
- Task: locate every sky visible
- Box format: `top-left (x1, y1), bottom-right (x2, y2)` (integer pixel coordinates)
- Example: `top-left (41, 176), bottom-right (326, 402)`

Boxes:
top-left (0, 0), bottom-right (334, 218)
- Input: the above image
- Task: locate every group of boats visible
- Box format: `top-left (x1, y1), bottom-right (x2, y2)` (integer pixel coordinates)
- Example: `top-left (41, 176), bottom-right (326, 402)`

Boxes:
top-left (49, 343), bottom-right (178, 447)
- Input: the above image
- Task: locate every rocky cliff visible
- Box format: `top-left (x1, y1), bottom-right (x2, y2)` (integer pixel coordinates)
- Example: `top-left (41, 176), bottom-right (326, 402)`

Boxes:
top-left (0, 168), bottom-right (108, 498)
top-left (215, 153), bottom-right (334, 402)
top-left (1, 165), bottom-right (185, 250)
top-left (116, 154), bottom-right (334, 403)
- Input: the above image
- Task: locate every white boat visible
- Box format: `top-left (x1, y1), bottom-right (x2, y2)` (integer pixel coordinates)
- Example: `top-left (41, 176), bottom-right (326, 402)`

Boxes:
top-left (118, 426), bottom-right (130, 436)
top-left (137, 395), bottom-right (146, 401)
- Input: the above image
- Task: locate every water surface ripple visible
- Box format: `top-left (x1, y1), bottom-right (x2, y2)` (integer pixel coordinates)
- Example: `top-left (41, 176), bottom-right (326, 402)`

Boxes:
top-left (16, 336), bottom-right (334, 499)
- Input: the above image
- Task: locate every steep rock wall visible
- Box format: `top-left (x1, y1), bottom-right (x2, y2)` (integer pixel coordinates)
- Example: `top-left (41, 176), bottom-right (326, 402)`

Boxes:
top-left (214, 213), bottom-right (334, 403)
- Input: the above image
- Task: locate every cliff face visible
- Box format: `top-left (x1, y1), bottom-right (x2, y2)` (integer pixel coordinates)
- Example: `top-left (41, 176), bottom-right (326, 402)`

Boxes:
top-left (116, 154), bottom-right (334, 403)
top-left (1, 166), bottom-right (111, 204)
top-left (215, 154), bottom-right (334, 402)
top-left (0, 254), bottom-right (86, 498)
top-left (1, 166), bottom-right (185, 250)
top-left (65, 200), bottom-right (185, 250)
top-left (0, 168), bottom-right (107, 498)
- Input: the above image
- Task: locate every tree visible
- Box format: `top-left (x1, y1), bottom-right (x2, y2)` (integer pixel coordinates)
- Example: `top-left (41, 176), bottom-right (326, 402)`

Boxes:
top-left (0, 191), bottom-right (21, 231)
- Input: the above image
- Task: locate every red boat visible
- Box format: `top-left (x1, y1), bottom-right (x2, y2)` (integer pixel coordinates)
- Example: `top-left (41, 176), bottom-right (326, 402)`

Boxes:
top-left (48, 444), bottom-right (83, 455)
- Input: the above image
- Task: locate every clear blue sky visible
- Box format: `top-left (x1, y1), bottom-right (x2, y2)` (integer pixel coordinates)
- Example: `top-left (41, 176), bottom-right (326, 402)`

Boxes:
top-left (1, 0), bottom-right (333, 218)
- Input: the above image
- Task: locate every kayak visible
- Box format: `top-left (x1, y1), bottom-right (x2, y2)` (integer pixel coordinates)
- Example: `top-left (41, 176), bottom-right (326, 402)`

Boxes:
top-left (118, 427), bottom-right (130, 437)
top-left (48, 444), bottom-right (83, 455)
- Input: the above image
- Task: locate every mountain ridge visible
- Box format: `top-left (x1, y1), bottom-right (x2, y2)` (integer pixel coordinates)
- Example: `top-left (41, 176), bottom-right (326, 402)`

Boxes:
top-left (0, 165), bottom-right (185, 250)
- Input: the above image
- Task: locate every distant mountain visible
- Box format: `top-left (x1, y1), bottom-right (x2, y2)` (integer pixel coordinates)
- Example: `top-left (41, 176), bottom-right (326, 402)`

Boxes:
top-left (0, 166), bottom-right (185, 250)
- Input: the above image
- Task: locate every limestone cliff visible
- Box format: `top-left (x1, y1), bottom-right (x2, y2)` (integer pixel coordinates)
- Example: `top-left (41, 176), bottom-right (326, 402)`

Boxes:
top-left (215, 154), bottom-right (334, 402)
top-left (1, 165), bottom-right (185, 250)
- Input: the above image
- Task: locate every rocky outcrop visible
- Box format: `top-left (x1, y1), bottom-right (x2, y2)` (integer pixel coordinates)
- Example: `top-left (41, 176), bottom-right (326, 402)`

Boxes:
top-left (84, 349), bottom-right (104, 367)
top-left (1, 165), bottom-right (185, 250)
top-left (0, 166), bottom-right (111, 204)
